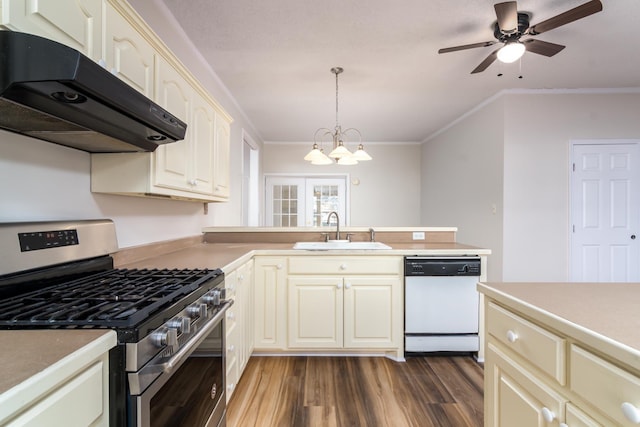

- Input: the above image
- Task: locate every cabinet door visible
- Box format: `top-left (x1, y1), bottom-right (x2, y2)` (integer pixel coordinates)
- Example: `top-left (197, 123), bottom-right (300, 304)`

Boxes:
top-left (188, 94), bottom-right (216, 196)
top-left (103, 2), bottom-right (154, 97)
top-left (154, 56), bottom-right (192, 191)
top-left (253, 257), bottom-right (287, 350)
top-left (238, 260), bottom-right (254, 372)
top-left (212, 114), bottom-right (231, 199)
top-left (288, 276), bottom-right (343, 348)
top-left (1, 0), bottom-right (102, 61)
top-left (343, 276), bottom-right (401, 349)
top-left (485, 342), bottom-right (565, 427)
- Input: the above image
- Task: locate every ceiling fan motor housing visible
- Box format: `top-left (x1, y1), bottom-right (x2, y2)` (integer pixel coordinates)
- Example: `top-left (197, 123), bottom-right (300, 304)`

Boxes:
top-left (494, 12), bottom-right (530, 42)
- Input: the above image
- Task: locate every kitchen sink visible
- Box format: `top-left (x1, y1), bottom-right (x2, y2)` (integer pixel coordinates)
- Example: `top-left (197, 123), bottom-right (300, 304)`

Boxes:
top-left (292, 241), bottom-right (392, 250)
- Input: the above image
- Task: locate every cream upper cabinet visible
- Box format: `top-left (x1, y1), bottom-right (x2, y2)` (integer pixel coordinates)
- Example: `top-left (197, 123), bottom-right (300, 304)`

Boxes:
top-left (253, 256), bottom-right (287, 350)
top-left (212, 116), bottom-right (231, 199)
top-left (103, 1), bottom-right (154, 96)
top-left (0, 0), bottom-right (102, 61)
top-left (153, 56), bottom-right (193, 192)
top-left (1, 0), bottom-right (234, 202)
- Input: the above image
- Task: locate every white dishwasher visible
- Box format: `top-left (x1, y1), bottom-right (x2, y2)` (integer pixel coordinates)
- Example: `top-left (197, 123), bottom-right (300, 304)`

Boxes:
top-left (404, 257), bottom-right (481, 354)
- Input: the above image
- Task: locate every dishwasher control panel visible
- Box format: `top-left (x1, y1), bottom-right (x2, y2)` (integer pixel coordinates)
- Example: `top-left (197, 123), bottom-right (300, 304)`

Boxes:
top-left (404, 257), bottom-right (481, 276)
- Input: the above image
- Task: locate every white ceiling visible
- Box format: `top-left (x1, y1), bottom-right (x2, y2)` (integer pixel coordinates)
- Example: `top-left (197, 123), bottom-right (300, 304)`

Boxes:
top-left (159, 0), bottom-right (640, 144)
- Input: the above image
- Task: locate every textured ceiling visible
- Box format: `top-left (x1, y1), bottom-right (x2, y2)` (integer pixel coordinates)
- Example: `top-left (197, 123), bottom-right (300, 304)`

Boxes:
top-left (158, 0), bottom-right (640, 143)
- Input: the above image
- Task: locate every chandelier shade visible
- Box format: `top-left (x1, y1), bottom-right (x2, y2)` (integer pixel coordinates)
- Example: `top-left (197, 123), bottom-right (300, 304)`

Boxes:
top-left (304, 67), bottom-right (372, 165)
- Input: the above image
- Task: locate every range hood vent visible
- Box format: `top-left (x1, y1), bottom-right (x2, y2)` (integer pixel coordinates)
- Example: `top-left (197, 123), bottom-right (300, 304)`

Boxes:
top-left (0, 31), bottom-right (187, 152)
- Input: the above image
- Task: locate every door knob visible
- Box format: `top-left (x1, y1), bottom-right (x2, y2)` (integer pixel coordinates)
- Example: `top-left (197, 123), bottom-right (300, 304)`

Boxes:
top-left (632, 235), bottom-right (637, 240)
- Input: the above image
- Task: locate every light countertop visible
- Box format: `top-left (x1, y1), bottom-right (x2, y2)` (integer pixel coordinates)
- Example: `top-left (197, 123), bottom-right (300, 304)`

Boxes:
top-left (478, 282), bottom-right (640, 372)
top-left (0, 329), bottom-right (117, 422)
top-left (118, 241), bottom-right (490, 271)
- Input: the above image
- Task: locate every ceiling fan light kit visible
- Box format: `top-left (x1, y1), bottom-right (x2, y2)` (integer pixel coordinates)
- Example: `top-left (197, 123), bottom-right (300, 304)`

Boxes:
top-left (497, 41), bottom-right (525, 63)
top-left (305, 67), bottom-right (372, 165)
top-left (437, 0), bottom-right (603, 74)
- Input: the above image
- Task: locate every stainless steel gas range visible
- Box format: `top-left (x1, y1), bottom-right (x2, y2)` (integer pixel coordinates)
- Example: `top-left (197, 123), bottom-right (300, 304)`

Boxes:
top-left (0, 220), bottom-right (231, 427)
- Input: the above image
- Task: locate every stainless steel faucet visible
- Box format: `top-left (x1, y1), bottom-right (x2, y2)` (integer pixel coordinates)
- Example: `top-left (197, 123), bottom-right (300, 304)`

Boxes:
top-left (326, 211), bottom-right (340, 241)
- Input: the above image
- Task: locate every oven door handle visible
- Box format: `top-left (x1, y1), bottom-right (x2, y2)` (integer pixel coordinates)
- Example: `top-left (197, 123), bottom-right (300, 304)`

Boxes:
top-left (161, 299), bottom-right (233, 375)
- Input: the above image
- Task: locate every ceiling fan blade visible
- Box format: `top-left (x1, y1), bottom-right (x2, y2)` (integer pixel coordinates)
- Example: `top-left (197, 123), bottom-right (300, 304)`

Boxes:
top-left (528, 0), bottom-right (602, 35)
top-left (438, 41), bottom-right (496, 54)
top-left (523, 39), bottom-right (565, 57)
top-left (494, 1), bottom-right (518, 34)
top-left (471, 49), bottom-right (500, 74)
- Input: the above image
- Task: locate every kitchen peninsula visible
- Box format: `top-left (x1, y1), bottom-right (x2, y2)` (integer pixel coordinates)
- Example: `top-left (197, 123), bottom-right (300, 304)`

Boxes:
top-left (479, 282), bottom-right (640, 427)
top-left (114, 226), bottom-right (490, 401)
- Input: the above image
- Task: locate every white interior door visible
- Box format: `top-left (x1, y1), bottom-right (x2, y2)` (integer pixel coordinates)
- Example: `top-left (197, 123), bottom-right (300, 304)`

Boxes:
top-left (571, 141), bottom-right (640, 281)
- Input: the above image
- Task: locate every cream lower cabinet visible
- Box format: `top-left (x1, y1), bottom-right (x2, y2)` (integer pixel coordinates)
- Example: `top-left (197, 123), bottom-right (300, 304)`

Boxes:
top-left (253, 256), bottom-right (287, 351)
top-left (288, 275), bottom-right (400, 350)
top-left (287, 256), bottom-right (402, 354)
top-left (224, 259), bottom-right (254, 402)
top-left (484, 298), bottom-right (640, 427)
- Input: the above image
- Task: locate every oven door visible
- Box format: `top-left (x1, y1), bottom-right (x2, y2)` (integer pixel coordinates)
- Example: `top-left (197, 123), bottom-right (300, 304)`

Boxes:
top-left (133, 305), bottom-right (229, 427)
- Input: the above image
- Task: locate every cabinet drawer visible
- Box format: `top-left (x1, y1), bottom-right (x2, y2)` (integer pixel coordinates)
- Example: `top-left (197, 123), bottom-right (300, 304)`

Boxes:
top-left (487, 302), bottom-right (565, 385)
top-left (566, 403), bottom-right (602, 427)
top-left (8, 361), bottom-right (104, 427)
top-left (570, 344), bottom-right (640, 426)
top-left (289, 256), bottom-right (402, 275)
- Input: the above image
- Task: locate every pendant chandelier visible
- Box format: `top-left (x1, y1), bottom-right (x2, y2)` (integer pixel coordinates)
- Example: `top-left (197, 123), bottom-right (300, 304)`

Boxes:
top-left (304, 67), bottom-right (372, 165)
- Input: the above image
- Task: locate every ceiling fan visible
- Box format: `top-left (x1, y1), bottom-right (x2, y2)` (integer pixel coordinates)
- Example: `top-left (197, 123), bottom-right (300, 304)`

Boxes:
top-left (438, 0), bottom-right (603, 74)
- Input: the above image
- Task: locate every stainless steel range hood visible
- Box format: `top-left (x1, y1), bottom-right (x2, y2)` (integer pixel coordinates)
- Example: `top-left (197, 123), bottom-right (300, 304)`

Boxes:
top-left (0, 31), bottom-right (187, 152)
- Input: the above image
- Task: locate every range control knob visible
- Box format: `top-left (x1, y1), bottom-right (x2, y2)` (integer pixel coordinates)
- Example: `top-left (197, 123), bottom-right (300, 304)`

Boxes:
top-left (167, 316), bottom-right (190, 334)
top-left (203, 289), bottom-right (221, 306)
top-left (187, 303), bottom-right (207, 319)
top-left (150, 327), bottom-right (178, 348)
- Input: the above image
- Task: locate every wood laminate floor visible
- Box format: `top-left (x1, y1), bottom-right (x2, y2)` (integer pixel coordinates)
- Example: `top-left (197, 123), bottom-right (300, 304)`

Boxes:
top-left (227, 356), bottom-right (484, 427)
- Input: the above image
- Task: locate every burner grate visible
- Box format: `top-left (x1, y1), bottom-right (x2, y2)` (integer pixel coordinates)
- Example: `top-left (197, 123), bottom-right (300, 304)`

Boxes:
top-left (0, 268), bottom-right (222, 328)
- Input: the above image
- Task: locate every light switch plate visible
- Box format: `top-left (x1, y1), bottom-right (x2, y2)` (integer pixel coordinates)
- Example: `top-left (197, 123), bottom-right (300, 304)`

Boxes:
top-left (412, 231), bottom-right (425, 240)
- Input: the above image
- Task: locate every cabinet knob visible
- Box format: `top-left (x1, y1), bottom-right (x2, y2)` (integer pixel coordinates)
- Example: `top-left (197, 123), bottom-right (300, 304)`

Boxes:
top-left (340, 263), bottom-right (347, 270)
top-left (506, 330), bottom-right (518, 343)
top-left (621, 402), bottom-right (640, 423)
top-left (276, 264), bottom-right (283, 270)
top-left (345, 282), bottom-right (352, 289)
top-left (541, 407), bottom-right (555, 423)
top-left (337, 282), bottom-right (343, 289)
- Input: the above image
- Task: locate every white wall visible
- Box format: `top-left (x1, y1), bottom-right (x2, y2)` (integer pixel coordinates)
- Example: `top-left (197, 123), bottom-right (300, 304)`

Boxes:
top-left (263, 142), bottom-right (422, 226)
top-left (503, 92), bottom-right (640, 281)
top-left (421, 90), bottom-right (640, 282)
top-left (421, 98), bottom-right (505, 281)
top-left (0, 134), bottom-right (211, 247)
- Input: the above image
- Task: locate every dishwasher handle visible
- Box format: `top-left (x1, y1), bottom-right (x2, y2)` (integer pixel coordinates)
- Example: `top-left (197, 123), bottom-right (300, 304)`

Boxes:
top-left (404, 257), bottom-right (481, 277)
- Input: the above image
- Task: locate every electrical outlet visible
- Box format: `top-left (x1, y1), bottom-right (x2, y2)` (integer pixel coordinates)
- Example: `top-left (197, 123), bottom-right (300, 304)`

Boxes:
top-left (412, 231), bottom-right (425, 240)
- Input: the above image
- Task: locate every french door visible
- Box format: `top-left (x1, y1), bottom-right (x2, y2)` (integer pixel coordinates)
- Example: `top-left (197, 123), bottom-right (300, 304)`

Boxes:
top-left (265, 176), bottom-right (347, 227)
top-left (570, 141), bottom-right (640, 281)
